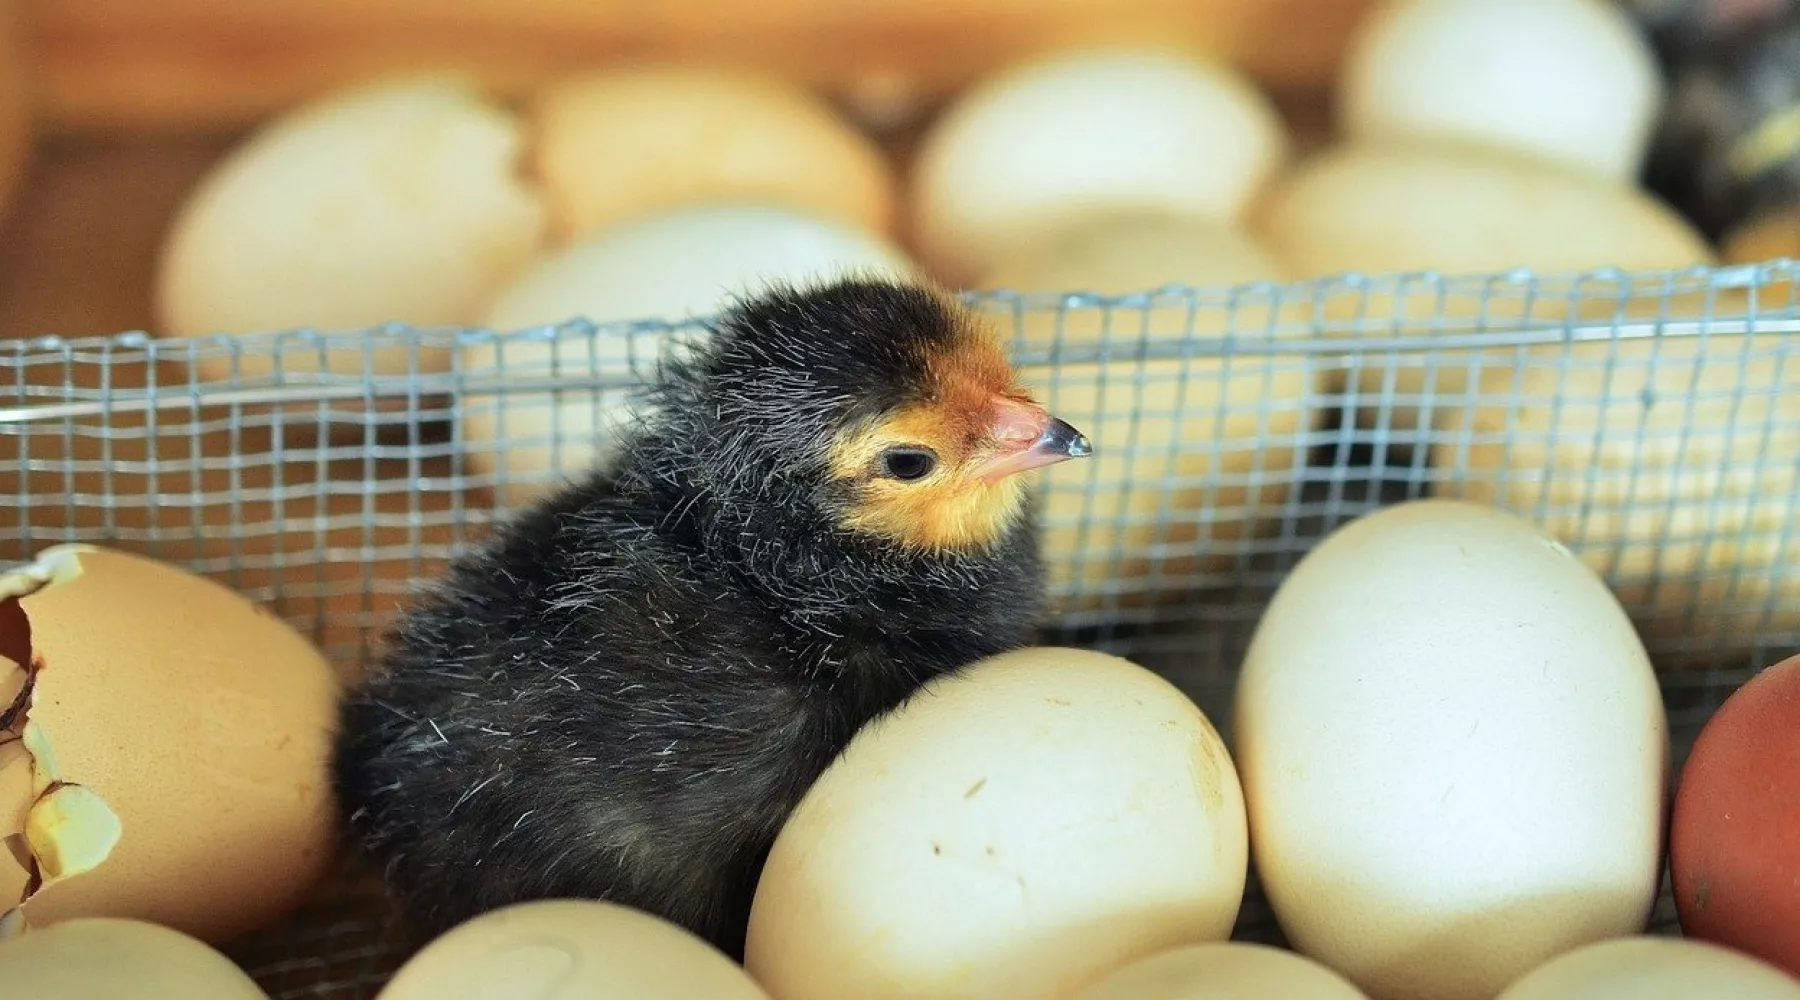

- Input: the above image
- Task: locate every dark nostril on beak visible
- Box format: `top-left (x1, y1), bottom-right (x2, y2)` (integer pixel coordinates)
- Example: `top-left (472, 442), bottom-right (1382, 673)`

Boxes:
top-left (1033, 417), bottom-right (1093, 459)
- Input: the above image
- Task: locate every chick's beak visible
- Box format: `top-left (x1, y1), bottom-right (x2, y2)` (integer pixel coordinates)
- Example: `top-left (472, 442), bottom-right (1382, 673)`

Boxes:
top-left (971, 397), bottom-right (1093, 484)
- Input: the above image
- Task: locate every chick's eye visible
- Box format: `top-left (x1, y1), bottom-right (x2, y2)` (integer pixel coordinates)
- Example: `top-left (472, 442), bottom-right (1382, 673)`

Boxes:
top-left (879, 447), bottom-right (938, 481)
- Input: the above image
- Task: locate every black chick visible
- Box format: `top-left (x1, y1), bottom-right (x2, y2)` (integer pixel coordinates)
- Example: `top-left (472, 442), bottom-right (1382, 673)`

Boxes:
top-left (332, 278), bottom-right (1092, 958)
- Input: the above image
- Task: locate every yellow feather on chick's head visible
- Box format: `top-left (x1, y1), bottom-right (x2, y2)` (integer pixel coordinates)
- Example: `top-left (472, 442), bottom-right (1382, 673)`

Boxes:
top-left (827, 307), bottom-right (1090, 554)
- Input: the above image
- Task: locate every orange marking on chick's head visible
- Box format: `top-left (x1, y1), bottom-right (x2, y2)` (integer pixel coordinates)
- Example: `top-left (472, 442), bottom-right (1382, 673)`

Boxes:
top-left (828, 314), bottom-right (1046, 553)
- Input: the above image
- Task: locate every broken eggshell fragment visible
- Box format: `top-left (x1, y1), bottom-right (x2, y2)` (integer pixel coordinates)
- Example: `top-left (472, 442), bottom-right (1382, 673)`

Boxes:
top-left (25, 779), bottom-right (123, 888)
top-left (0, 732), bottom-right (29, 914)
top-left (0, 544), bottom-right (342, 944)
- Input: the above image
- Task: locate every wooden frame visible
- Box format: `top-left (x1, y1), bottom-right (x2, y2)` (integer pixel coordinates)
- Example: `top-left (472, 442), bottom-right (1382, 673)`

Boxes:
top-left (21, 0), bottom-right (1370, 133)
top-left (1, 0), bottom-right (29, 222)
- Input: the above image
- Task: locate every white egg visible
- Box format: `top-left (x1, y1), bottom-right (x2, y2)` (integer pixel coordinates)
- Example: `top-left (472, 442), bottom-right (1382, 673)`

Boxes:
top-left (1234, 499), bottom-right (1669, 1000)
top-left (1428, 302), bottom-right (1800, 670)
top-left (1068, 941), bottom-right (1372, 1000)
top-left (911, 47), bottom-right (1289, 283)
top-left (374, 899), bottom-right (772, 1000)
top-left (1255, 138), bottom-right (1713, 285)
top-left (155, 75), bottom-right (547, 381)
top-left (528, 65), bottom-right (896, 242)
top-left (1252, 138), bottom-right (1714, 435)
top-left (1495, 937), bottom-right (1800, 1000)
top-left (745, 646), bottom-right (1247, 1000)
top-left (1340, 0), bottom-right (1664, 182)
top-left (480, 203), bottom-right (914, 334)
top-left (464, 203), bottom-right (915, 507)
top-left (0, 918), bottom-right (269, 998)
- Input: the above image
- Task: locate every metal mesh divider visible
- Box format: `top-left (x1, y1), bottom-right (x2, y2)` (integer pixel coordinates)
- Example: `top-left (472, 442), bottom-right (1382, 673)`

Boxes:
top-left (3, 263), bottom-right (1797, 996)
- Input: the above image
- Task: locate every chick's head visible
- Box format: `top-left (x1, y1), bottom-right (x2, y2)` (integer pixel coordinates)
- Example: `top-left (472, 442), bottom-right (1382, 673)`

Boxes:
top-left (677, 278), bottom-right (1091, 555)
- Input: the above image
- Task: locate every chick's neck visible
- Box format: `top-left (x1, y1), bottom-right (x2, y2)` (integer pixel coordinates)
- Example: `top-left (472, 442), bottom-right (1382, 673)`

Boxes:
top-left (621, 421), bottom-right (1045, 692)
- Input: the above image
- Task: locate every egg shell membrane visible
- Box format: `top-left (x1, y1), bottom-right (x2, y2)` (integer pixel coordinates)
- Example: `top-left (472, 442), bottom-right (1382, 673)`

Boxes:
top-left (1, 726), bottom-right (27, 909)
top-left (2, 597), bottom-right (46, 913)
top-left (0, 545), bottom-right (342, 944)
top-left (2, 556), bottom-right (128, 930)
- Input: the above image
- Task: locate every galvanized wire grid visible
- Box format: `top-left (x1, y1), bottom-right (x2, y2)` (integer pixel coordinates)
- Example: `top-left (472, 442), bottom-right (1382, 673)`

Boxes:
top-left (3, 263), bottom-right (1798, 997)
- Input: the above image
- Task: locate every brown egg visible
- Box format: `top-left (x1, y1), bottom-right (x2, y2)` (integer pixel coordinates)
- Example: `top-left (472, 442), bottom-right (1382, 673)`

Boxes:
top-left (529, 65), bottom-right (896, 243)
top-left (1, 544), bottom-right (341, 944)
top-left (1671, 653), bottom-right (1800, 977)
top-left (0, 917), bottom-right (270, 998)
top-left (376, 899), bottom-right (772, 1000)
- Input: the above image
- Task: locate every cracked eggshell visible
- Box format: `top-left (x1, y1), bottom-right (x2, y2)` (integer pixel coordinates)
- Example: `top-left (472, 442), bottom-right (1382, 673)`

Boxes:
top-left (154, 74), bottom-right (547, 382)
top-left (745, 646), bottom-right (1247, 1000)
top-left (0, 732), bottom-right (28, 906)
top-left (1, 544), bottom-right (341, 944)
top-left (375, 899), bottom-right (771, 1000)
top-left (0, 917), bottom-right (270, 998)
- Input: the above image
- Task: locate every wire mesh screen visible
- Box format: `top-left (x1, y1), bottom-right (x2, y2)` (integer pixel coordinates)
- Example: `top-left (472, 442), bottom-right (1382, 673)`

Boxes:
top-left (3, 262), bottom-right (1798, 997)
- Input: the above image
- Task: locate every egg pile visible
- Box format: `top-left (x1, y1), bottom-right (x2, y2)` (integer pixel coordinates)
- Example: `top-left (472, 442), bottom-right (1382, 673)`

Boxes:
top-left (4, 500), bottom-right (1799, 999)
top-left (139, 0), bottom-right (1798, 660)
top-left (6, 0), bottom-right (1799, 996)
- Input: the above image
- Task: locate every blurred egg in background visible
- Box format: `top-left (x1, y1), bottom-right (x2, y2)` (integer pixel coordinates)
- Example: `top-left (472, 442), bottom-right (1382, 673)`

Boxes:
top-left (1339, 0), bottom-right (1665, 182)
top-left (527, 65), bottom-right (897, 244)
top-left (154, 75), bottom-right (547, 382)
top-left (910, 46), bottom-right (1290, 285)
top-left (464, 202), bottom-right (916, 508)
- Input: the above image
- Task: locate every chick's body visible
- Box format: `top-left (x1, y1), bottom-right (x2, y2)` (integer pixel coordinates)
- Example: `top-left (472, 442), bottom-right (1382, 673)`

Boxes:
top-left (332, 280), bottom-right (1089, 957)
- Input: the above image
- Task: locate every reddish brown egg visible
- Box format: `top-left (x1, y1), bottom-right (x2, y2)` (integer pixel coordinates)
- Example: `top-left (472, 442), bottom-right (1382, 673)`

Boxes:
top-left (1671, 653), bottom-right (1800, 977)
